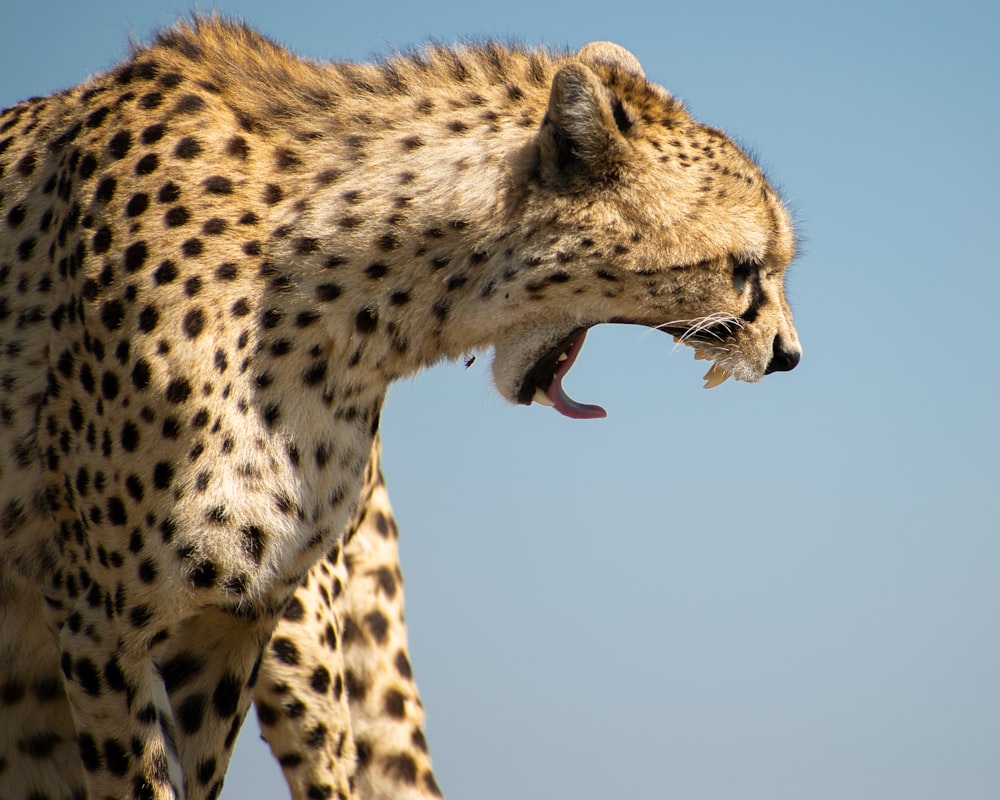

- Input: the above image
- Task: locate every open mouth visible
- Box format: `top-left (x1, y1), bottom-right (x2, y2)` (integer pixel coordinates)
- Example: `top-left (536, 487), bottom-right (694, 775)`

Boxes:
top-left (516, 322), bottom-right (733, 420)
top-left (516, 327), bottom-right (607, 419)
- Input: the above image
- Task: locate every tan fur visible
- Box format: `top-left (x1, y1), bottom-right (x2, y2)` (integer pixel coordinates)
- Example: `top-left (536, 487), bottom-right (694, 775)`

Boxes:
top-left (0, 17), bottom-right (799, 800)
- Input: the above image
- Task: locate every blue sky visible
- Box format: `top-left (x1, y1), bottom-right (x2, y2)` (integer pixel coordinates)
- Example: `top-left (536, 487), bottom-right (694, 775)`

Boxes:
top-left (3, 1), bottom-right (998, 799)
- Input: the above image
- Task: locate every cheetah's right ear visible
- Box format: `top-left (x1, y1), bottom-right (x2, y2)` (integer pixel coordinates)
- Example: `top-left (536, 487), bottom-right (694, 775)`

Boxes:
top-left (576, 41), bottom-right (645, 78)
top-left (538, 63), bottom-right (631, 189)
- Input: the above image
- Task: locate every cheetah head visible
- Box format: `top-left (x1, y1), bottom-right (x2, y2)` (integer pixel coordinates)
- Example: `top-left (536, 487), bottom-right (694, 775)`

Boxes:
top-left (488, 42), bottom-right (801, 418)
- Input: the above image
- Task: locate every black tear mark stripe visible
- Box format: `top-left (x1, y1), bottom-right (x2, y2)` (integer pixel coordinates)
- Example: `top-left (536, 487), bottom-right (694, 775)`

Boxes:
top-left (740, 267), bottom-right (766, 323)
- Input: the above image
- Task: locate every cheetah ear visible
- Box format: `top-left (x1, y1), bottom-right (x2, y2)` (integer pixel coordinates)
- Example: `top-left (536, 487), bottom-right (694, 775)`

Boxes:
top-left (576, 41), bottom-right (645, 78)
top-left (538, 63), bottom-right (630, 188)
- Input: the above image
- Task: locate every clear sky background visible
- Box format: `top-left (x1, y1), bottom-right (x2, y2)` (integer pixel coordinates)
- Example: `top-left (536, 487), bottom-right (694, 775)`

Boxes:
top-left (3, 1), bottom-right (998, 799)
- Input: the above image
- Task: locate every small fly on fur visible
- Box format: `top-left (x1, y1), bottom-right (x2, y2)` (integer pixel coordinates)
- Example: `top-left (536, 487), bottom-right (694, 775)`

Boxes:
top-left (464, 354), bottom-right (476, 368)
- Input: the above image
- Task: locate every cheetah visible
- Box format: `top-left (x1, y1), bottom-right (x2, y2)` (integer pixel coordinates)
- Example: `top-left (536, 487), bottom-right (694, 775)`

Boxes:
top-left (0, 17), bottom-right (801, 800)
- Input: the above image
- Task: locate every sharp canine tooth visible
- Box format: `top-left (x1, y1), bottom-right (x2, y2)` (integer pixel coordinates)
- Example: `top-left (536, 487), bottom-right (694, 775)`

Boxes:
top-left (533, 387), bottom-right (554, 407)
top-left (702, 363), bottom-right (730, 389)
top-left (557, 352), bottom-right (569, 362)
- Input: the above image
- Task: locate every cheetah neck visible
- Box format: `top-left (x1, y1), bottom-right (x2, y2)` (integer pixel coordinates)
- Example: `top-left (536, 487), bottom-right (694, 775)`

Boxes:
top-left (249, 76), bottom-right (551, 391)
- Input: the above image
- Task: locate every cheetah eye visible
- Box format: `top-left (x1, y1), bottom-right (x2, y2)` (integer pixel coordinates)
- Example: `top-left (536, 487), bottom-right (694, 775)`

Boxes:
top-left (732, 256), bottom-right (760, 293)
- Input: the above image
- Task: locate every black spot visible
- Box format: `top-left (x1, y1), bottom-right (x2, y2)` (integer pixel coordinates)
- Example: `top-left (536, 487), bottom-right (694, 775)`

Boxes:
top-left (191, 561), bottom-right (218, 588)
top-left (101, 371), bottom-right (121, 400)
top-left (282, 597), bottom-right (304, 622)
top-left (375, 566), bottom-right (397, 598)
top-left (121, 421), bottom-right (140, 452)
top-left (141, 123), bottom-right (166, 144)
top-left (182, 238), bottom-right (203, 257)
top-left (227, 136), bottom-right (250, 159)
top-left (74, 152), bottom-right (97, 180)
top-left (394, 650), bottom-right (413, 679)
top-left (78, 732), bottom-right (102, 771)
top-left (138, 559), bottom-right (157, 583)
top-left (256, 702), bottom-right (278, 726)
top-left (160, 652), bottom-right (205, 692)
top-left (197, 757), bottom-right (217, 786)
top-left (165, 378), bottom-right (192, 404)
top-left (100, 299), bottom-right (125, 331)
top-left (15, 151), bottom-right (37, 177)
top-left (6, 204), bottom-right (27, 228)
top-left (383, 689), bottom-right (406, 718)
top-left (271, 637), bottom-right (300, 666)
top-left (152, 461), bottom-right (174, 489)
top-left (355, 308), bottom-right (378, 333)
top-left (364, 610), bottom-right (389, 644)
top-left (231, 298), bottom-right (251, 317)
top-left (131, 358), bottom-right (152, 390)
top-left (74, 658), bottom-right (102, 696)
top-left (366, 262), bottom-right (389, 279)
top-left (261, 307), bottom-right (283, 329)
top-left (129, 604), bottom-right (153, 628)
top-left (138, 304), bottom-right (159, 333)
top-left (95, 177), bottom-right (116, 203)
top-left (164, 206), bottom-right (190, 227)
top-left (295, 310), bottom-right (319, 328)
top-left (174, 136), bottom-right (203, 159)
top-left (158, 181), bottom-right (180, 203)
top-left (262, 403), bottom-right (281, 427)
top-left (2, 679), bottom-right (26, 704)
top-left (177, 693), bottom-right (207, 734)
top-left (107, 497), bottom-right (127, 525)
top-left (202, 217), bottom-right (227, 235)
top-left (263, 184), bottom-right (283, 205)
top-left (274, 147), bottom-right (302, 170)
top-left (303, 362), bottom-right (326, 386)
top-left (305, 724), bottom-right (327, 749)
top-left (174, 94), bottom-right (206, 114)
top-left (108, 130), bottom-right (132, 159)
top-left (16, 237), bottom-right (36, 262)
top-left (86, 106), bottom-right (111, 128)
top-left (241, 525), bottom-right (265, 564)
top-left (308, 666), bottom-right (331, 695)
top-left (424, 772), bottom-right (443, 797)
top-left (292, 236), bottom-right (320, 255)
top-left (124, 240), bottom-right (148, 271)
top-left (383, 753), bottom-right (418, 784)
top-left (316, 283), bottom-right (341, 302)
top-left (183, 308), bottom-right (205, 338)
top-left (153, 260), bottom-right (177, 284)
top-left (212, 673), bottom-right (241, 718)
top-left (203, 175), bottom-right (233, 194)
top-left (135, 153), bottom-right (159, 175)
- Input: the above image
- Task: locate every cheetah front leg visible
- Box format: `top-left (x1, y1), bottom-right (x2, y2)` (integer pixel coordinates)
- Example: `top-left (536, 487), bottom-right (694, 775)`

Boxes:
top-left (252, 545), bottom-right (358, 800)
top-left (255, 436), bottom-right (442, 800)
top-left (53, 598), bottom-right (187, 800)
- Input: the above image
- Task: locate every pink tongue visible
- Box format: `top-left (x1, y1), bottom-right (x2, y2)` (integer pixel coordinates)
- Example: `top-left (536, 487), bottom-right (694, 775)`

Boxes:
top-left (545, 331), bottom-right (607, 420)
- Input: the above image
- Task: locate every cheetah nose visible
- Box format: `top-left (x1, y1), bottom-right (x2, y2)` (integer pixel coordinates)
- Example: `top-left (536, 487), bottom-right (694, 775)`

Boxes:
top-left (764, 334), bottom-right (801, 374)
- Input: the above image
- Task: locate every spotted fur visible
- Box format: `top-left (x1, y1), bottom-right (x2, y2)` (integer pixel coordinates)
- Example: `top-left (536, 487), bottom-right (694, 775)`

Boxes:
top-left (0, 17), bottom-right (799, 800)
